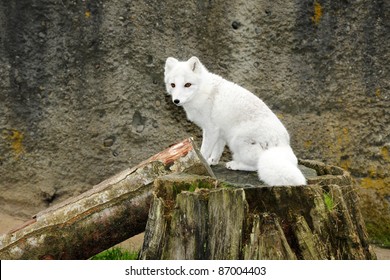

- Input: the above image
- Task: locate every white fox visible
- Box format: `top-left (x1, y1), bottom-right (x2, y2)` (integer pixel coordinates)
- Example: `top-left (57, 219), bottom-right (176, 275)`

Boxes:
top-left (164, 56), bottom-right (306, 186)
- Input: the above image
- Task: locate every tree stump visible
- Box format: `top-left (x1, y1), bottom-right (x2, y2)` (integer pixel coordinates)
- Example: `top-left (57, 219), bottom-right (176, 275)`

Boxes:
top-left (140, 160), bottom-right (376, 260)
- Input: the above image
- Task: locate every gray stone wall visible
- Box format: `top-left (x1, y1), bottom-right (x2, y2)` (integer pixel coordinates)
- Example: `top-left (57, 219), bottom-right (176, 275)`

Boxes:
top-left (0, 0), bottom-right (389, 243)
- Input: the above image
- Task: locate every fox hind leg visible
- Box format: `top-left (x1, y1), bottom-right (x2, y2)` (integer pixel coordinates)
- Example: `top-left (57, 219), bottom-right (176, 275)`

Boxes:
top-left (225, 135), bottom-right (260, 171)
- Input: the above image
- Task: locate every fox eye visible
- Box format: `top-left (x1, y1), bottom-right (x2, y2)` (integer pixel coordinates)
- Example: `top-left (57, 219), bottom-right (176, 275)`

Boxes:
top-left (184, 83), bottom-right (192, 88)
top-left (170, 83), bottom-right (175, 88)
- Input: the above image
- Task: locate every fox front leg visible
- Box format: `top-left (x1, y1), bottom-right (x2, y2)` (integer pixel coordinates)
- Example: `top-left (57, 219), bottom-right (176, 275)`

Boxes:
top-left (208, 138), bottom-right (225, 165)
top-left (200, 128), bottom-right (220, 164)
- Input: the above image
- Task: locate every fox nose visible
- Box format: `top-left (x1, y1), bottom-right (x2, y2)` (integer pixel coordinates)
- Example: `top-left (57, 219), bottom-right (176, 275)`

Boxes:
top-left (173, 99), bottom-right (180, 105)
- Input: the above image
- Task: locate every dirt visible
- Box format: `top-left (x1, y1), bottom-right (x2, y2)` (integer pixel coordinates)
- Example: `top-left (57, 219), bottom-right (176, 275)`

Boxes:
top-left (371, 246), bottom-right (390, 260)
top-left (0, 213), bottom-right (26, 234)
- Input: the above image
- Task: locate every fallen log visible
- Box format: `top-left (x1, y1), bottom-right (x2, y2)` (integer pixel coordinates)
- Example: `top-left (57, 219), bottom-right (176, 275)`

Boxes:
top-left (140, 161), bottom-right (376, 260)
top-left (0, 138), bottom-right (213, 259)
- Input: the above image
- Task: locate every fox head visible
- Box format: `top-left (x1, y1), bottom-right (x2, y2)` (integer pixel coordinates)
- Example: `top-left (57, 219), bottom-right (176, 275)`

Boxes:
top-left (164, 56), bottom-right (203, 106)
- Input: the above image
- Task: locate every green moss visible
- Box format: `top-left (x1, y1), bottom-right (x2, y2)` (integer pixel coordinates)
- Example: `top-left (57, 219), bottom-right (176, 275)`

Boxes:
top-left (218, 181), bottom-right (236, 189)
top-left (175, 177), bottom-right (216, 193)
top-left (323, 192), bottom-right (335, 211)
top-left (188, 184), bottom-right (197, 192)
top-left (366, 222), bottom-right (390, 248)
top-left (90, 248), bottom-right (139, 260)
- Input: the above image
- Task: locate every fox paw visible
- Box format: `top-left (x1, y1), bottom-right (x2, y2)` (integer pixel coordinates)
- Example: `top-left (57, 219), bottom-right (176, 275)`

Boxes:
top-left (226, 161), bottom-right (257, 171)
top-left (207, 157), bottom-right (219, 166)
top-left (226, 161), bottom-right (239, 170)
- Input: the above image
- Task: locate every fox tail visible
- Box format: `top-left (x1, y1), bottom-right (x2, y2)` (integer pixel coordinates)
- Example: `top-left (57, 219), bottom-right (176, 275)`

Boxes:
top-left (257, 146), bottom-right (307, 186)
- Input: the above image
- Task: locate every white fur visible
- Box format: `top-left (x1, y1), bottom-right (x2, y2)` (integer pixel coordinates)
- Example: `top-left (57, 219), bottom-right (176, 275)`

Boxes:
top-left (164, 56), bottom-right (306, 186)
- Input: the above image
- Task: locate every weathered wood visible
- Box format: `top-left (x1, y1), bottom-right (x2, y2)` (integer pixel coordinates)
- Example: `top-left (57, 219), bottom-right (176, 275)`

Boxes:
top-left (0, 138), bottom-right (214, 260)
top-left (140, 161), bottom-right (376, 260)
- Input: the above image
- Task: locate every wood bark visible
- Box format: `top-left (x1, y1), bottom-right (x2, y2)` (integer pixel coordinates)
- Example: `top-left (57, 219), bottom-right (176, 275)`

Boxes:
top-left (0, 138), bottom-right (213, 260)
top-left (140, 160), bottom-right (376, 260)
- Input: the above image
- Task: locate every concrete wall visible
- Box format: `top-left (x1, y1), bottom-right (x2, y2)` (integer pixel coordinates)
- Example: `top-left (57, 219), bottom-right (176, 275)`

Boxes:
top-left (0, 0), bottom-right (389, 243)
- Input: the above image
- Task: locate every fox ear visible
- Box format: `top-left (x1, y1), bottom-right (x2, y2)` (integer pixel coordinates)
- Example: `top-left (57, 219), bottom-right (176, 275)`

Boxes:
top-left (188, 56), bottom-right (202, 74)
top-left (165, 57), bottom-right (178, 74)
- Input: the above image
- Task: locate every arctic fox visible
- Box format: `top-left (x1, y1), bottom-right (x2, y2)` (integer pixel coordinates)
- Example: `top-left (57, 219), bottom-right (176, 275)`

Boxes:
top-left (164, 56), bottom-right (306, 186)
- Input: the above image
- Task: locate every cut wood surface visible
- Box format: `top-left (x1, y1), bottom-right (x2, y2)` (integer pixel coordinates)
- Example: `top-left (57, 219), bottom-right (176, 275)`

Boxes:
top-left (140, 161), bottom-right (376, 260)
top-left (0, 138), bottom-right (213, 260)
